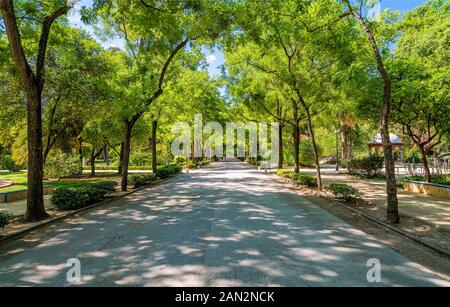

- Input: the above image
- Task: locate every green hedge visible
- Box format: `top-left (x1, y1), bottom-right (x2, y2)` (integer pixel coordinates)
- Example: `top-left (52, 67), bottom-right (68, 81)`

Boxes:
top-left (129, 174), bottom-right (157, 188)
top-left (186, 160), bottom-right (211, 169)
top-left (0, 210), bottom-right (12, 229)
top-left (82, 166), bottom-right (153, 171)
top-left (156, 164), bottom-right (182, 179)
top-left (51, 181), bottom-right (117, 211)
top-left (329, 183), bottom-right (360, 200)
top-left (276, 169), bottom-right (317, 187)
top-left (276, 169), bottom-right (294, 177)
top-left (291, 173), bottom-right (317, 187)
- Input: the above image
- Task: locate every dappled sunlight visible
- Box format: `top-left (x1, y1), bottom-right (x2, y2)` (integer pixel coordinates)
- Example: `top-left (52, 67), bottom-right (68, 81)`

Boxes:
top-left (0, 160), bottom-right (448, 286)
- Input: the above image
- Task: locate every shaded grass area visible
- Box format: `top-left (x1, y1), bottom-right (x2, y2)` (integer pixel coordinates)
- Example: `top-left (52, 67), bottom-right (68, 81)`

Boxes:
top-left (0, 172), bottom-right (121, 193)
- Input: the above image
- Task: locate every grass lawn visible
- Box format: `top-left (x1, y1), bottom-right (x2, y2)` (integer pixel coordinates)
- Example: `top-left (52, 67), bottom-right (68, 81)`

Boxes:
top-left (0, 172), bottom-right (121, 193)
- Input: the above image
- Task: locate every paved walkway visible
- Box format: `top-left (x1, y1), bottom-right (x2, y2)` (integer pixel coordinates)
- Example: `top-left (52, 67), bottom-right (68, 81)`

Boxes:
top-left (0, 161), bottom-right (448, 286)
top-left (296, 165), bottom-right (450, 231)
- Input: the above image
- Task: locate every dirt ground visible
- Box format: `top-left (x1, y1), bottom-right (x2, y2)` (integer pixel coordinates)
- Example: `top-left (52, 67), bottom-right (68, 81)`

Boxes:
top-left (271, 175), bottom-right (450, 282)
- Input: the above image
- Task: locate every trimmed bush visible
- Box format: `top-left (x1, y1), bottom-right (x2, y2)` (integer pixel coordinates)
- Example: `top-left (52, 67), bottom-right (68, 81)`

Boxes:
top-left (174, 156), bottom-right (187, 165)
top-left (82, 165), bottom-right (154, 171)
top-left (276, 169), bottom-right (294, 178)
top-left (342, 155), bottom-right (383, 178)
top-left (329, 183), bottom-right (360, 200)
top-left (157, 164), bottom-right (182, 179)
top-left (51, 181), bottom-right (117, 211)
top-left (186, 160), bottom-right (211, 169)
top-left (291, 173), bottom-right (317, 187)
top-left (93, 181), bottom-right (118, 193)
top-left (276, 169), bottom-right (317, 187)
top-left (0, 210), bottom-right (13, 229)
top-left (129, 174), bottom-right (157, 188)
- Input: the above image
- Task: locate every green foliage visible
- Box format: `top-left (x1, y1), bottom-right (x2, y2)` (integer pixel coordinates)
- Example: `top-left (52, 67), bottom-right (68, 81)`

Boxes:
top-left (276, 169), bottom-right (317, 187)
top-left (83, 165), bottom-right (153, 171)
top-left (129, 151), bottom-right (151, 167)
top-left (247, 157), bottom-right (262, 167)
top-left (0, 210), bottom-right (13, 229)
top-left (343, 155), bottom-right (384, 178)
top-left (1, 155), bottom-right (21, 172)
top-left (276, 169), bottom-right (294, 177)
top-left (51, 181), bottom-right (117, 211)
top-left (129, 174), bottom-right (157, 188)
top-left (44, 152), bottom-right (82, 179)
top-left (156, 164), bottom-right (182, 179)
top-left (299, 140), bottom-right (322, 167)
top-left (174, 156), bottom-right (187, 165)
top-left (329, 183), bottom-right (360, 200)
top-left (404, 147), bottom-right (420, 163)
top-left (291, 173), bottom-right (318, 188)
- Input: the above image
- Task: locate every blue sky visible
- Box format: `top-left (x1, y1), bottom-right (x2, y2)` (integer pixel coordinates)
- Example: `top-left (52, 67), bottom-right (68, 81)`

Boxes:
top-left (68, 0), bottom-right (428, 78)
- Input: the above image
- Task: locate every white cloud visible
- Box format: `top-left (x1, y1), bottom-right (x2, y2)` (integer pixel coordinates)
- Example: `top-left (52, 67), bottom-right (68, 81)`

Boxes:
top-left (206, 55), bottom-right (217, 63)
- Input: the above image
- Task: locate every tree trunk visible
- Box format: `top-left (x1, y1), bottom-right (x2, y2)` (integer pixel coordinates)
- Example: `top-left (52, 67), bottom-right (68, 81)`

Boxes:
top-left (349, 127), bottom-right (354, 159)
top-left (341, 124), bottom-right (349, 160)
top-left (1, 0), bottom-right (71, 222)
top-left (90, 147), bottom-right (95, 178)
top-left (78, 138), bottom-right (83, 170)
top-left (348, 4), bottom-right (399, 223)
top-left (292, 101), bottom-right (300, 173)
top-left (151, 120), bottom-right (158, 174)
top-left (118, 142), bottom-right (124, 175)
top-left (278, 124), bottom-right (284, 169)
top-left (24, 92), bottom-right (47, 222)
top-left (303, 105), bottom-right (323, 191)
top-left (419, 144), bottom-right (431, 183)
top-left (121, 121), bottom-right (133, 192)
top-left (103, 145), bottom-right (109, 166)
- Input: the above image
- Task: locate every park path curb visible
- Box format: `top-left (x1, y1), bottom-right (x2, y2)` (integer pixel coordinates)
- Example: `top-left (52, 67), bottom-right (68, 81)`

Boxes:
top-left (267, 172), bottom-right (450, 259)
top-left (0, 174), bottom-right (182, 247)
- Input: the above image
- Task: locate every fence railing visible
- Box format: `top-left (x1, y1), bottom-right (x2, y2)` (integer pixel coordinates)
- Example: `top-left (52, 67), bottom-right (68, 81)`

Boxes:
top-left (394, 161), bottom-right (450, 176)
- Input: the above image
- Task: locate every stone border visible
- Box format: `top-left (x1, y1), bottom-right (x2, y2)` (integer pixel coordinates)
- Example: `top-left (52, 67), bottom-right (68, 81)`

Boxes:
top-left (268, 172), bottom-right (450, 259)
top-left (0, 185), bottom-right (53, 203)
top-left (0, 174), bottom-right (181, 246)
top-left (403, 180), bottom-right (450, 198)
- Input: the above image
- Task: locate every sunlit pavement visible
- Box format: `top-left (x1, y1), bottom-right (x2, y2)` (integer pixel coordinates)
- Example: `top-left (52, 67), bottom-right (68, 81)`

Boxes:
top-left (0, 160), bottom-right (448, 287)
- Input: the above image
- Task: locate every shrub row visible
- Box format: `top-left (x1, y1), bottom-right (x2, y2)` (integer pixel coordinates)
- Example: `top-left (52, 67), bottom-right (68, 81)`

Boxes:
top-left (129, 174), bottom-right (157, 188)
top-left (186, 160), bottom-right (211, 169)
top-left (156, 164), bottom-right (182, 179)
top-left (82, 165), bottom-right (154, 171)
top-left (51, 181), bottom-right (117, 211)
top-left (276, 169), bottom-right (317, 187)
top-left (342, 155), bottom-right (384, 178)
top-left (0, 210), bottom-right (12, 229)
top-left (328, 183), bottom-right (360, 201)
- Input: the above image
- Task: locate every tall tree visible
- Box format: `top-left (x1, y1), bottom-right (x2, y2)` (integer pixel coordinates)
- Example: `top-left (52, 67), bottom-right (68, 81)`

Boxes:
top-left (342, 0), bottom-right (399, 223)
top-left (0, 0), bottom-right (76, 221)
